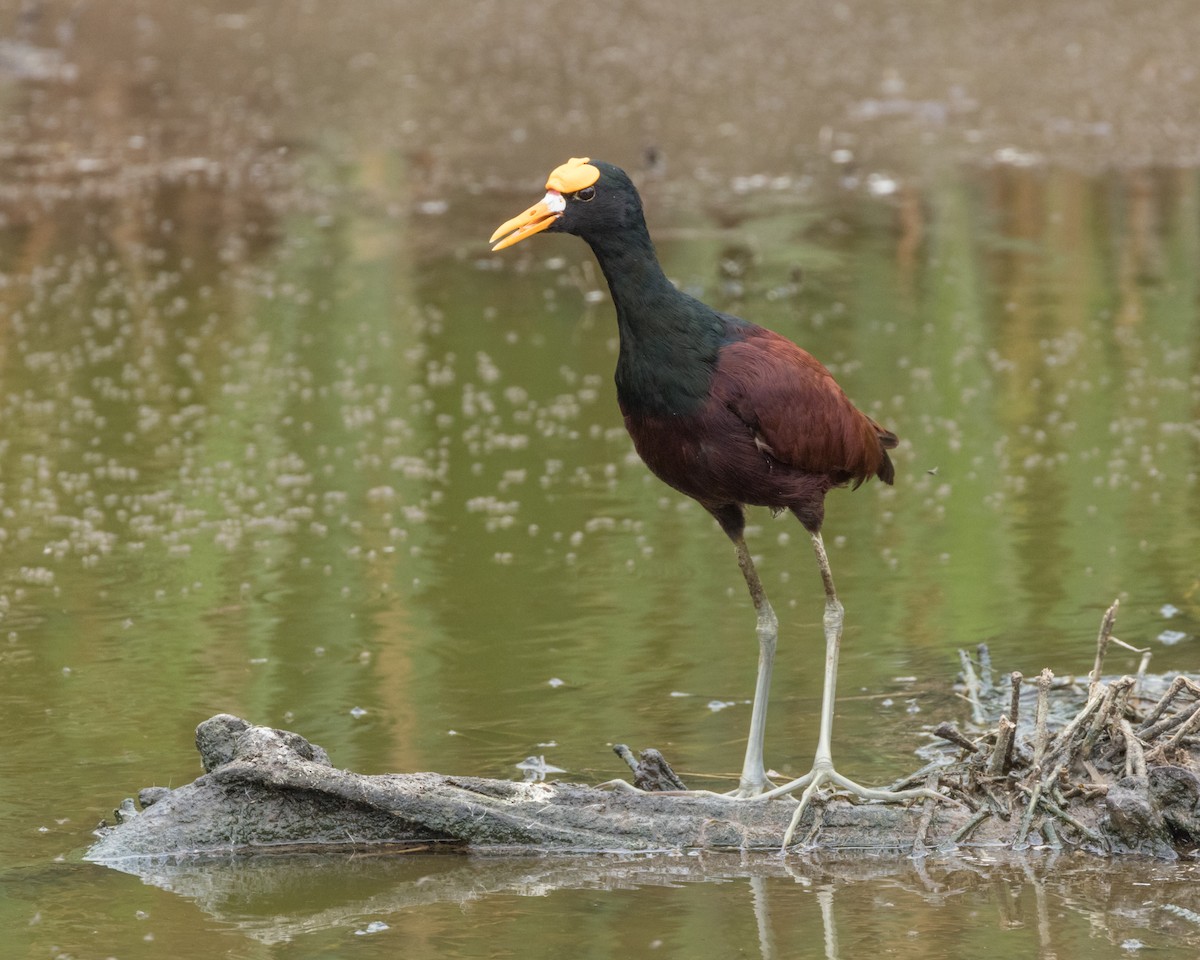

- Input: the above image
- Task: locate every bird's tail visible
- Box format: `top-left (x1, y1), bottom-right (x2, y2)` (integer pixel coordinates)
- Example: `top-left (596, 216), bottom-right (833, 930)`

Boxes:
top-left (875, 422), bottom-right (898, 485)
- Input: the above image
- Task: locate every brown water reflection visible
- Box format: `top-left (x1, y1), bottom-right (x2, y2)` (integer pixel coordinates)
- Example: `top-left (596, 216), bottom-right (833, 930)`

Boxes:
top-left (2, 1), bottom-right (1199, 957)
top-left (48, 851), bottom-right (1200, 958)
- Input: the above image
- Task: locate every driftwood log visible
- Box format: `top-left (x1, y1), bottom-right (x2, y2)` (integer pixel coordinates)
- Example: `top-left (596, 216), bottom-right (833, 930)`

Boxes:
top-left (86, 604), bottom-right (1200, 864)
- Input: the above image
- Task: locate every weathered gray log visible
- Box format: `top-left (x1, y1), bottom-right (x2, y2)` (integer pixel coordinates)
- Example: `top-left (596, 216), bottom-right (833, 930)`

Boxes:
top-left (85, 695), bottom-right (1200, 864)
top-left (86, 714), bottom-right (958, 858)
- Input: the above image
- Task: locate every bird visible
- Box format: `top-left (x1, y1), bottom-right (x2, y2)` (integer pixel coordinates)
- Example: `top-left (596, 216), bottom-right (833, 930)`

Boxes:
top-left (490, 157), bottom-right (941, 845)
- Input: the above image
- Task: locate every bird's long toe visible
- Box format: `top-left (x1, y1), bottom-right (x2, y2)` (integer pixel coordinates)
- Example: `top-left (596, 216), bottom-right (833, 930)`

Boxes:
top-left (770, 764), bottom-right (947, 849)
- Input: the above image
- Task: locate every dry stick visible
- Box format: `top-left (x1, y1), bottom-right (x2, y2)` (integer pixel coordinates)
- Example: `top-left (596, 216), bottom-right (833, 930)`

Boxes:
top-left (1109, 678), bottom-right (1139, 764)
top-left (953, 787), bottom-right (981, 813)
top-left (988, 716), bottom-right (1016, 777)
top-left (1081, 676), bottom-right (1135, 759)
top-left (1119, 718), bottom-right (1147, 778)
top-left (1137, 675), bottom-right (1194, 732)
top-left (1139, 677), bottom-right (1200, 741)
top-left (911, 772), bottom-right (942, 856)
top-left (1015, 780), bottom-right (1043, 847)
top-left (932, 721), bottom-right (979, 753)
top-left (1114, 674), bottom-right (1136, 716)
top-left (1017, 782), bottom-right (1105, 845)
top-left (613, 744), bottom-right (638, 773)
top-left (1148, 699), bottom-right (1200, 762)
top-left (1042, 695), bottom-right (1104, 774)
top-left (1134, 649), bottom-right (1153, 687)
top-left (1105, 635), bottom-right (1153, 695)
top-left (1032, 669), bottom-right (1054, 770)
top-left (1018, 761), bottom-right (1068, 850)
top-left (1038, 759), bottom-right (1066, 795)
top-left (889, 758), bottom-right (956, 793)
top-left (1004, 672), bottom-right (1023, 772)
top-left (801, 802), bottom-right (826, 848)
top-left (1141, 698), bottom-right (1200, 743)
top-left (976, 778), bottom-right (1011, 821)
top-left (1088, 599), bottom-right (1120, 700)
top-left (950, 808), bottom-right (991, 844)
top-left (1050, 778), bottom-right (1071, 811)
top-left (958, 649), bottom-right (988, 725)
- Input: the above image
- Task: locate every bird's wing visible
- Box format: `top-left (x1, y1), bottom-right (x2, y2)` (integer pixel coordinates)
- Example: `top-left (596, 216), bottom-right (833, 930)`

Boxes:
top-left (713, 327), bottom-right (894, 483)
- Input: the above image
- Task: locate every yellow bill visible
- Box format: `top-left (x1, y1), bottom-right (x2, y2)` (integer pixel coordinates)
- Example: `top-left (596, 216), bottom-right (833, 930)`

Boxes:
top-left (490, 192), bottom-right (566, 251)
top-left (490, 157), bottom-right (602, 251)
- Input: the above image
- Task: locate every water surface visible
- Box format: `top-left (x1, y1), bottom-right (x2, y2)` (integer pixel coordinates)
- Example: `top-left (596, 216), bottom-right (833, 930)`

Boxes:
top-left (1, 1), bottom-right (1198, 957)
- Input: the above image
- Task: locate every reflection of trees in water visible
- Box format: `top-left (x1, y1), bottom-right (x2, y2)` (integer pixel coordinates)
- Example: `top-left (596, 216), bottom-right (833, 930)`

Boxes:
top-left (9, 0), bottom-right (1200, 198)
top-left (0, 2), bottom-right (303, 247)
top-left (0, 131), bottom-right (429, 768)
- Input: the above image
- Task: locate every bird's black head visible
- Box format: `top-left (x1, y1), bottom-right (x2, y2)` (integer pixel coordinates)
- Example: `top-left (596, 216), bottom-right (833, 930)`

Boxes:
top-left (490, 158), bottom-right (645, 251)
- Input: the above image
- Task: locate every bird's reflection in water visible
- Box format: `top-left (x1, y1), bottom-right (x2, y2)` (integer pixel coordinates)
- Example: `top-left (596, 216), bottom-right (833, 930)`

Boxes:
top-left (96, 848), bottom-right (1200, 955)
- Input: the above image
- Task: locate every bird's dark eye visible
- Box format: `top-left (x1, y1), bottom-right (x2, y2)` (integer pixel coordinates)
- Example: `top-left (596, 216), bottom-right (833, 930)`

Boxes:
top-left (574, 186), bottom-right (596, 202)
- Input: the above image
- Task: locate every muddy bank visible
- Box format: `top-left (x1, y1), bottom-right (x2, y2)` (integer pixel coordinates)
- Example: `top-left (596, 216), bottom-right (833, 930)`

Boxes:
top-left (85, 641), bottom-right (1200, 863)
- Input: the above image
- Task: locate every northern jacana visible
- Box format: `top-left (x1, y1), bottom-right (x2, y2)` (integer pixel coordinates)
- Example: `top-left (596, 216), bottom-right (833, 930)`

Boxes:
top-left (491, 158), bottom-right (941, 845)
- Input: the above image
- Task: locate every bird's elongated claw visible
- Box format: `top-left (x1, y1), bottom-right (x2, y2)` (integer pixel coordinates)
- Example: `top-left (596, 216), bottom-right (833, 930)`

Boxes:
top-left (597, 778), bottom-right (741, 800)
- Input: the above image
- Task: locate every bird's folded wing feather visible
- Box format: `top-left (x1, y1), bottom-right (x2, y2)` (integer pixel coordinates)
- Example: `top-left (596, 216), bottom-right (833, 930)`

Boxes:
top-left (713, 329), bottom-right (892, 480)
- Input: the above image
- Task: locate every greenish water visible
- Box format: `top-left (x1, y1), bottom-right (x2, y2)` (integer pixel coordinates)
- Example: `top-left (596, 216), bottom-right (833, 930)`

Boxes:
top-left (2, 1), bottom-right (1199, 957)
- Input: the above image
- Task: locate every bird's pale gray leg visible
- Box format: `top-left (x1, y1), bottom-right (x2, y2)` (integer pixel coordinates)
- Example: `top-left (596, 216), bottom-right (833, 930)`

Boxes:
top-left (808, 530), bottom-right (842, 770)
top-left (599, 529), bottom-right (778, 800)
top-left (758, 532), bottom-right (943, 845)
top-left (727, 534), bottom-right (779, 798)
